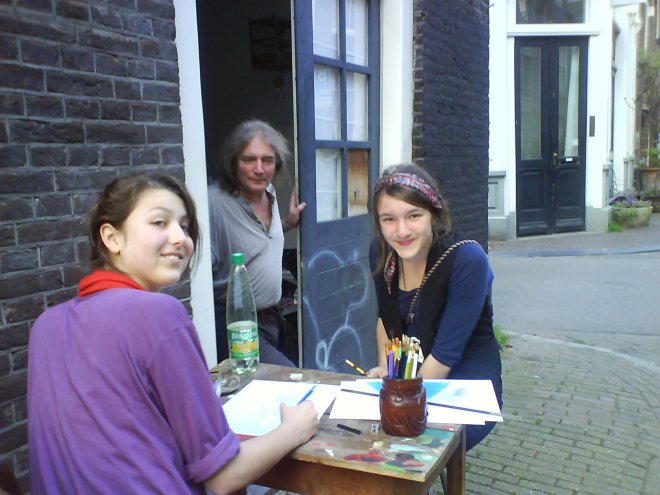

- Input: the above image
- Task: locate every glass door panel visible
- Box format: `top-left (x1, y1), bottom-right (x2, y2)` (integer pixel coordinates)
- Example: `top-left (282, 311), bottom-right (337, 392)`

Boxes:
top-left (314, 66), bottom-right (341, 140)
top-left (347, 149), bottom-right (369, 217)
top-left (558, 46), bottom-right (579, 157)
top-left (345, 0), bottom-right (368, 65)
top-left (520, 46), bottom-right (542, 160)
top-left (312, 0), bottom-right (339, 59)
top-left (316, 148), bottom-right (342, 222)
top-left (346, 72), bottom-right (368, 141)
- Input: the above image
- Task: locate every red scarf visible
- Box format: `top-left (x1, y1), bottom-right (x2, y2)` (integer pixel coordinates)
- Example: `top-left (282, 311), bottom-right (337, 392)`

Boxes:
top-left (78, 270), bottom-right (145, 297)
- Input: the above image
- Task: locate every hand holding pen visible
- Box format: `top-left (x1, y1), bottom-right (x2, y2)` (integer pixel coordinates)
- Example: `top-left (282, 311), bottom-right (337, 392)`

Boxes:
top-left (365, 365), bottom-right (388, 378)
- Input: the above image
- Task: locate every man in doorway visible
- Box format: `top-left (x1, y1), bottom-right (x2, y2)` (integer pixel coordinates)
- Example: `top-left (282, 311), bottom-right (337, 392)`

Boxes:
top-left (208, 120), bottom-right (305, 366)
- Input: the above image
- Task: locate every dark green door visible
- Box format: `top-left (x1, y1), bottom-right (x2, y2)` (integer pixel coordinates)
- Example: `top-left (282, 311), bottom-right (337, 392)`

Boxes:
top-left (515, 37), bottom-right (588, 236)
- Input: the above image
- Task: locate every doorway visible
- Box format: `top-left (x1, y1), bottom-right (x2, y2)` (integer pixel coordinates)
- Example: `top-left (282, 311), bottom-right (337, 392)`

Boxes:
top-left (196, 0), bottom-right (299, 363)
top-left (515, 36), bottom-right (588, 236)
top-left (196, 0), bottom-right (380, 371)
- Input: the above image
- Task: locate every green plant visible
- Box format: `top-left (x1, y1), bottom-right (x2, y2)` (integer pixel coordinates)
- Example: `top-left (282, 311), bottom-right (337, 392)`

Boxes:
top-left (641, 186), bottom-right (660, 197)
top-left (494, 324), bottom-right (509, 349)
top-left (609, 195), bottom-right (651, 208)
top-left (638, 51), bottom-right (660, 153)
top-left (638, 147), bottom-right (660, 168)
top-left (608, 221), bottom-right (624, 232)
top-left (611, 199), bottom-right (651, 209)
top-left (640, 187), bottom-right (660, 212)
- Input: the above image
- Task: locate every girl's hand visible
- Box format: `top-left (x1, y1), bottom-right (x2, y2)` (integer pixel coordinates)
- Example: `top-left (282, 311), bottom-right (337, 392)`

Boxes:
top-left (279, 401), bottom-right (319, 446)
top-left (366, 365), bottom-right (388, 378)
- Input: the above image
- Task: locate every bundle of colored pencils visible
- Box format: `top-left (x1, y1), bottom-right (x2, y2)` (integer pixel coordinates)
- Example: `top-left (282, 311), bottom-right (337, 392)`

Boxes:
top-left (385, 335), bottom-right (424, 379)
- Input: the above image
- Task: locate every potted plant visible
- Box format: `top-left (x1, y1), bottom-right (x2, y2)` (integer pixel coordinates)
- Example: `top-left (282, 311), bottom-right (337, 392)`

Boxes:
top-left (609, 196), bottom-right (653, 229)
top-left (637, 147), bottom-right (660, 191)
top-left (640, 186), bottom-right (660, 213)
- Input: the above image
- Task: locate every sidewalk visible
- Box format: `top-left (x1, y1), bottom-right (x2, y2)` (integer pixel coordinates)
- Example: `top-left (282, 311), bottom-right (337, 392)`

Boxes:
top-left (488, 213), bottom-right (660, 257)
top-left (462, 214), bottom-right (660, 494)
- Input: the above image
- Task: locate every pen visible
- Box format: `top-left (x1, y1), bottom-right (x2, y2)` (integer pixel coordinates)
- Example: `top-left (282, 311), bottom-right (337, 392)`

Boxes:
top-left (427, 400), bottom-right (502, 417)
top-left (336, 423), bottom-right (362, 435)
top-left (297, 385), bottom-right (316, 404)
top-left (344, 359), bottom-right (367, 376)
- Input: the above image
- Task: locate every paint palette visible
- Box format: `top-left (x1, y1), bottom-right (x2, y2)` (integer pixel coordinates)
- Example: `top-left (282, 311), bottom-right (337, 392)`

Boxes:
top-left (295, 418), bottom-right (455, 480)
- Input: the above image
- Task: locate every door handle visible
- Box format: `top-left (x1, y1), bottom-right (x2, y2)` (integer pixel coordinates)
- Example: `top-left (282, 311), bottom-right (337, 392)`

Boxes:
top-left (551, 152), bottom-right (558, 169)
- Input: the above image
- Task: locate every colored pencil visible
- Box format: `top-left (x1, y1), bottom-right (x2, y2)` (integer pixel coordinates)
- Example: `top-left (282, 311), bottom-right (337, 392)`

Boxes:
top-left (344, 359), bottom-right (367, 376)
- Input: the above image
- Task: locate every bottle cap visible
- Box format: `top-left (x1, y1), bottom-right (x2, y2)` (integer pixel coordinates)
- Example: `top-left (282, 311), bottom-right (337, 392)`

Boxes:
top-left (231, 252), bottom-right (244, 264)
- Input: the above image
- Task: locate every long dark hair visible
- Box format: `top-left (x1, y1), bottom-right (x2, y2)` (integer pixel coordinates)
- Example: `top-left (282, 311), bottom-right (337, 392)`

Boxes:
top-left (372, 163), bottom-right (452, 272)
top-left (87, 173), bottom-right (201, 271)
top-left (217, 119), bottom-right (290, 194)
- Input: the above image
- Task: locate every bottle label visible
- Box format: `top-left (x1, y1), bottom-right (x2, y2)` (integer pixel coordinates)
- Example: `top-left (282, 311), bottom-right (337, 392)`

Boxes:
top-left (227, 320), bottom-right (259, 359)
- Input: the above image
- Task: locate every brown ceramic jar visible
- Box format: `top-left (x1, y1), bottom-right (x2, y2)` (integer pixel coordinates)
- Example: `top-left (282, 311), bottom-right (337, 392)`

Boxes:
top-left (379, 376), bottom-right (427, 437)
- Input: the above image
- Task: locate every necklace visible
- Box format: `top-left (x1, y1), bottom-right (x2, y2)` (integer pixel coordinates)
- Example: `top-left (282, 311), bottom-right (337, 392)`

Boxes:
top-left (404, 240), bottom-right (479, 324)
top-left (399, 259), bottom-right (422, 292)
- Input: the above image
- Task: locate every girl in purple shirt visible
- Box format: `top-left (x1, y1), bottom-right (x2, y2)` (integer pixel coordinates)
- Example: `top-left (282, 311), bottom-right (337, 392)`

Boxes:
top-left (28, 174), bottom-right (318, 494)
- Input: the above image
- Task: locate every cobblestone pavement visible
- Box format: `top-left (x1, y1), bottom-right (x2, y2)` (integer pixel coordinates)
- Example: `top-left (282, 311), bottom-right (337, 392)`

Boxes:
top-left (463, 333), bottom-right (660, 495)
top-left (465, 213), bottom-right (660, 495)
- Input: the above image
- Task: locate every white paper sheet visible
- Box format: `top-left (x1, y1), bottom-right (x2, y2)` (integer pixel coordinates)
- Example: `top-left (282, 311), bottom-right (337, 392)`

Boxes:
top-left (328, 380), bottom-right (381, 420)
top-left (223, 380), bottom-right (340, 436)
top-left (426, 379), bottom-right (502, 425)
top-left (328, 379), bottom-right (502, 425)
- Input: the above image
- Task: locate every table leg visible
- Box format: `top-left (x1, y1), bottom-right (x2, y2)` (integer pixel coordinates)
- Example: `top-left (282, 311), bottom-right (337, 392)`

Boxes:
top-left (445, 426), bottom-right (466, 495)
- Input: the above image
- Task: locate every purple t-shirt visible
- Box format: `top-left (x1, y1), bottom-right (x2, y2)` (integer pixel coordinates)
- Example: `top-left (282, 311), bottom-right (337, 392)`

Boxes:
top-left (28, 288), bottom-right (240, 494)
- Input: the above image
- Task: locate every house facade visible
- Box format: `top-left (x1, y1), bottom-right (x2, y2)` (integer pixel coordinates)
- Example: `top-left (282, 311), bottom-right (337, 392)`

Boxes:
top-left (488, 0), bottom-right (657, 240)
top-left (0, 0), bottom-right (490, 488)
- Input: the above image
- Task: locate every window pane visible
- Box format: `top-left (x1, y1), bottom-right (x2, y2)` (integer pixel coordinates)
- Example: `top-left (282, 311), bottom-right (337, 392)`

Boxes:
top-left (517, 0), bottom-right (585, 24)
top-left (316, 148), bottom-right (342, 222)
top-left (347, 72), bottom-right (368, 141)
top-left (520, 46), bottom-right (541, 160)
top-left (345, 0), bottom-right (368, 65)
top-left (558, 46), bottom-right (580, 157)
top-left (347, 149), bottom-right (369, 217)
top-left (312, 0), bottom-right (339, 59)
top-left (314, 65), bottom-right (341, 140)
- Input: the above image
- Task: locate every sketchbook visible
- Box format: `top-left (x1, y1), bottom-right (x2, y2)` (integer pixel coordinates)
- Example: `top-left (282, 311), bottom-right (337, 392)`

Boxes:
top-left (222, 379), bottom-right (340, 436)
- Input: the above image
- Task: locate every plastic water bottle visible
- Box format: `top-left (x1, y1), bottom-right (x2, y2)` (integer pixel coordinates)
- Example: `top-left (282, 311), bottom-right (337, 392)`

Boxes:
top-left (226, 252), bottom-right (259, 373)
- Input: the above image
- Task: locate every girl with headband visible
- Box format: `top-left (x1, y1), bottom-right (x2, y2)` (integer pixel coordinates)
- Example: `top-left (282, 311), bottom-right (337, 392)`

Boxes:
top-left (367, 163), bottom-right (502, 451)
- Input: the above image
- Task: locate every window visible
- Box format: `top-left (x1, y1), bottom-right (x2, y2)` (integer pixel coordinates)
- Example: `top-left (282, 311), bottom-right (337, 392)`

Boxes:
top-left (312, 0), bottom-right (372, 221)
top-left (516, 0), bottom-right (585, 24)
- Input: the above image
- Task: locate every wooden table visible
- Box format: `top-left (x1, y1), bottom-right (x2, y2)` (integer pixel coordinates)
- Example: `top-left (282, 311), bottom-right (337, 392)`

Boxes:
top-left (212, 361), bottom-right (466, 495)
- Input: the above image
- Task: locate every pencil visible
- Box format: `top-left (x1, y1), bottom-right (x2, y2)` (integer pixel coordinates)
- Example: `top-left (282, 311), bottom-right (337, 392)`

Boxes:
top-left (297, 385), bottom-right (316, 404)
top-left (344, 359), bottom-right (367, 376)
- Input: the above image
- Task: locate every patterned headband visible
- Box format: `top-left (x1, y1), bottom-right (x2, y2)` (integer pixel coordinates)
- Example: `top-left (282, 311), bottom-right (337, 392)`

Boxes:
top-left (374, 172), bottom-right (444, 210)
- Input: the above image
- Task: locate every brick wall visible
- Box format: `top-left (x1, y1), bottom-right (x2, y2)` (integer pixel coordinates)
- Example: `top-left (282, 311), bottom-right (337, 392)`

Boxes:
top-left (0, 0), bottom-right (184, 490)
top-left (412, 0), bottom-right (490, 247)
